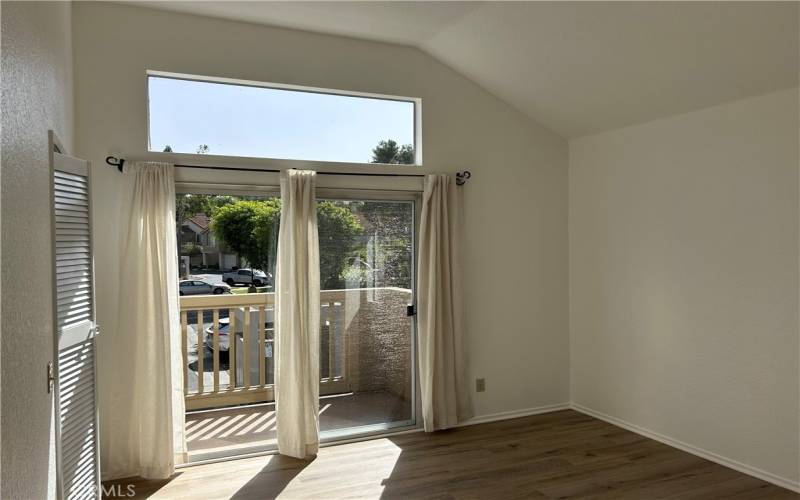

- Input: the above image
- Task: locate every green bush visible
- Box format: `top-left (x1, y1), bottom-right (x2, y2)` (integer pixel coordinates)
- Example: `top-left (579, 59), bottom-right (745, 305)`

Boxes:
top-left (181, 242), bottom-right (202, 256)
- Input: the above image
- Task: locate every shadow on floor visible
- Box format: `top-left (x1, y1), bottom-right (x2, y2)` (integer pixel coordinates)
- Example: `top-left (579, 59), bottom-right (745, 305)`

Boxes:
top-left (230, 455), bottom-right (312, 499)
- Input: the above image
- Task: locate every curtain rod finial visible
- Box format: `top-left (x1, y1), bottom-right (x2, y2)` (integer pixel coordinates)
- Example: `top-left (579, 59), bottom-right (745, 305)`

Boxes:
top-left (456, 171), bottom-right (471, 185)
top-left (106, 156), bottom-right (124, 172)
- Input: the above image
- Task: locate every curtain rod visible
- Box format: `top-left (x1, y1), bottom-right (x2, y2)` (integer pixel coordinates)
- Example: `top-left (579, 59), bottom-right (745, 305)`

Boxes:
top-left (105, 156), bottom-right (472, 185)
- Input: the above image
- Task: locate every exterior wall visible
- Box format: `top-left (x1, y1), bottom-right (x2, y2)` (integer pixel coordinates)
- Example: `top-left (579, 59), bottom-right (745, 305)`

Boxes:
top-left (569, 88), bottom-right (800, 486)
top-left (1, 2), bottom-right (75, 497)
top-left (339, 288), bottom-right (413, 406)
top-left (179, 225), bottom-right (202, 245)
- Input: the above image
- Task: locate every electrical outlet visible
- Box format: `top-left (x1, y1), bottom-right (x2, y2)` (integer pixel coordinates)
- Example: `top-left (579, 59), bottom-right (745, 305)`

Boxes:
top-left (476, 378), bottom-right (486, 392)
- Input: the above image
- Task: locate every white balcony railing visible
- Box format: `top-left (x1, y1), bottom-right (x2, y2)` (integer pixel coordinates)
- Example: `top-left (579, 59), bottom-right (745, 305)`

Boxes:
top-left (180, 288), bottom-right (412, 411)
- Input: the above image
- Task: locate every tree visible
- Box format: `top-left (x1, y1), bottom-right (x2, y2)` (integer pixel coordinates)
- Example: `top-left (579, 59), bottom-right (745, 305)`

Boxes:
top-left (353, 202), bottom-right (413, 288)
top-left (317, 201), bottom-right (364, 289)
top-left (160, 144), bottom-right (207, 153)
top-left (211, 200), bottom-right (280, 278)
top-left (175, 194), bottom-right (236, 233)
top-left (181, 242), bottom-right (202, 256)
top-left (176, 194), bottom-right (210, 238)
top-left (371, 139), bottom-right (414, 165)
top-left (395, 144), bottom-right (414, 164)
top-left (211, 199), bottom-right (363, 289)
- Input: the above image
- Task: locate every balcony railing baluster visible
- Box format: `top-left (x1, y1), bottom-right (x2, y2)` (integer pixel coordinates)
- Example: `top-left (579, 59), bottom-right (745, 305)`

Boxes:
top-left (181, 289), bottom-right (410, 411)
top-left (243, 306), bottom-right (250, 389)
top-left (181, 310), bottom-right (188, 396)
top-left (212, 308), bottom-right (220, 392)
top-left (229, 311), bottom-right (236, 392)
top-left (328, 301), bottom-right (335, 380)
top-left (196, 311), bottom-right (204, 394)
top-left (258, 305), bottom-right (266, 387)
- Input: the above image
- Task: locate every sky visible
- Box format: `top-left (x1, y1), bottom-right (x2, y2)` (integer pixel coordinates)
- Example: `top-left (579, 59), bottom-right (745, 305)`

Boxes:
top-left (148, 76), bottom-right (416, 164)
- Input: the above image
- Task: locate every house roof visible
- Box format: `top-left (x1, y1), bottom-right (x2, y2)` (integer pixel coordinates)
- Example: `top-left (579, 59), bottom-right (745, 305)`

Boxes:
top-left (183, 213), bottom-right (210, 233)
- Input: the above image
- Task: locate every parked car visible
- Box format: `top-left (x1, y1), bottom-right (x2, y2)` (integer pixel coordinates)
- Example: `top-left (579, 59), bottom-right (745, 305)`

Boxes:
top-left (205, 317), bottom-right (232, 350)
top-left (222, 268), bottom-right (271, 287)
top-left (203, 315), bottom-right (275, 385)
top-left (179, 280), bottom-right (231, 296)
top-left (204, 316), bottom-right (273, 355)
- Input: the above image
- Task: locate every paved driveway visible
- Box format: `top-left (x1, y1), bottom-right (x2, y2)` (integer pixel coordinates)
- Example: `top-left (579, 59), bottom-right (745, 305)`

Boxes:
top-left (189, 272), bottom-right (224, 285)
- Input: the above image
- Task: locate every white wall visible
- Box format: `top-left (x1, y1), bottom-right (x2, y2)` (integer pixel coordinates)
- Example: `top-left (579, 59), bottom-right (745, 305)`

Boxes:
top-left (71, 2), bottom-right (569, 471)
top-left (1, 1), bottom-right (75, 497)
top-left (569, 89), bottom-right (799, 486)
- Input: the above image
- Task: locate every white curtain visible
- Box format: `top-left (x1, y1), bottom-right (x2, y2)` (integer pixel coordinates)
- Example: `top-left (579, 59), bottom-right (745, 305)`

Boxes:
top-left (417, 174), bottom-right (473, 431)
top-left (275, 169), bottom-right (321, 459)
top-left (104, 162), bottom-right (186, 479)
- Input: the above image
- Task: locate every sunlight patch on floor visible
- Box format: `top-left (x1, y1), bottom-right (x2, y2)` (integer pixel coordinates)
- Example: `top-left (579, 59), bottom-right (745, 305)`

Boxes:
top-left (147, 438), bottom-right (403, 499)
top-left (278, 438), bottom-right (403, 499)
top-left (149, 455), bottom-right (279, 499)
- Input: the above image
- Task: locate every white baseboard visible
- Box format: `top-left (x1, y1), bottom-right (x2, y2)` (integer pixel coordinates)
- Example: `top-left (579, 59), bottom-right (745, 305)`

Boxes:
top-left (457, 402), bottom-right (571, 428)
top-left (570, 402), bottom-right (800, 494)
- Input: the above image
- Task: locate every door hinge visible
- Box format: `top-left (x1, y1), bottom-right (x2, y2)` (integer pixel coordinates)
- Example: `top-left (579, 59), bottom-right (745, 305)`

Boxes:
top-left (47, 361), bottom-right (54, 393)
top-left (406, 304), bottom-right (417, 317)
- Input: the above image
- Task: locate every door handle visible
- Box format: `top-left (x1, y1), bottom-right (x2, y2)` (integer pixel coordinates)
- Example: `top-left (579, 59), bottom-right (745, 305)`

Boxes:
top-left (406, 305), bottom-right (417, 317)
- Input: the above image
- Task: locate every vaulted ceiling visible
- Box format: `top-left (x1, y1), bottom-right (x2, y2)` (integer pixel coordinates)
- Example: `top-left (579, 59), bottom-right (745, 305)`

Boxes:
top-left (133, 1), bottom-right (799, 138)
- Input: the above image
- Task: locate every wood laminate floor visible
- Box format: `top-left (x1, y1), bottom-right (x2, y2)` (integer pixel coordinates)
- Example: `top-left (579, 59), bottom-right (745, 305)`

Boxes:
top-left (103, 410), bottom-right (798, 499)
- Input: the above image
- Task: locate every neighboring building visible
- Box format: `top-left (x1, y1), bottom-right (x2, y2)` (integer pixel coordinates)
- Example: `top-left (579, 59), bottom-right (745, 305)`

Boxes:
top-left (180, 213), bottom-right (240, 270)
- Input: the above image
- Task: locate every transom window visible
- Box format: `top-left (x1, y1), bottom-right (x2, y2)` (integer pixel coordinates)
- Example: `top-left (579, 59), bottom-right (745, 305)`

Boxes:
top-left (147, 72), bottom-right (420, 165)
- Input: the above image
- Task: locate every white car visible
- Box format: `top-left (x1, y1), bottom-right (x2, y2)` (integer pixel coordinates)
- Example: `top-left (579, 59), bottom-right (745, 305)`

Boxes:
top-left (179, 280), bottom-right (231, 296)
top-left (222, 268), bottom-right (271, 287)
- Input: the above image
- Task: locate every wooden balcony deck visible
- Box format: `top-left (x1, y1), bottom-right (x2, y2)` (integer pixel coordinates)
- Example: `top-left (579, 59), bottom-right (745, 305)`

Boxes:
top-left (186, 390), bottom-right (412, 458)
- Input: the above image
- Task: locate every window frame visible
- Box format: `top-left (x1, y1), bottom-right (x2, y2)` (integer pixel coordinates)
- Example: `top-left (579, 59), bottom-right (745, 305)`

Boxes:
top-left (146, 70), bottom-right (423, 166)
top-left (315, 187), bottom-right (421, 441)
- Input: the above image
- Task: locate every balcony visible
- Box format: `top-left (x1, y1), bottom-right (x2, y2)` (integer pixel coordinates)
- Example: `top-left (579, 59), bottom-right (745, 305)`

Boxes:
top-left (180, 288), bottom-right (414, 459)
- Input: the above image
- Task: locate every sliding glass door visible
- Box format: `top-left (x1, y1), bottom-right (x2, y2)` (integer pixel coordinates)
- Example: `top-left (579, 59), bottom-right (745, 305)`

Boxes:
top-left (316, 192), bottom-right (418, 438)
top-left (178, 187), bottom-right (417, 461)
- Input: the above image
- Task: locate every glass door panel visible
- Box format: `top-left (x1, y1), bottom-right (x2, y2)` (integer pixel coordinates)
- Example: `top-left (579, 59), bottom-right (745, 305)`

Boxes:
top-left (317, 197), bottom-right (417, 437)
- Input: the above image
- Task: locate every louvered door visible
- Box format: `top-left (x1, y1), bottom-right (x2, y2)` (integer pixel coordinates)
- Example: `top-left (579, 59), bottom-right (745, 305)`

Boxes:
top-left (51, 138), bottom-right (100, 499)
